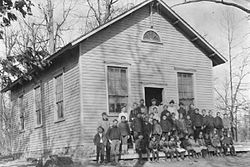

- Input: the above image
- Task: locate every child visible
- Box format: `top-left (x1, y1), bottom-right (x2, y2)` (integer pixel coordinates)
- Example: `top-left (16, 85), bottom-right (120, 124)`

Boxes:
top-left (149, 136), bottom-right (159, 162)
top-left (131, 113), bottom-right (143, 140)
top-left (169, 136), bottom-right (180, 161)
top-left (152, 119), bottom-right (162, 142)
top-left (160, 115), bottom-right (172, 140)
top-left (129, 102), bottom-right (140, 122)
top-left (204, 133), bottom-right (216, 156)
top-left (181, 135), bottom-right (194, 159)
top-left (185, 115), bottom-right (194, 136)
top-left (159, 136), bottom-right (171, 161)
top-left (93, 126), bottom-right (107, 164)
top-left (175, 136), bottom-right (186, 160)
top-left (135, 135), bottom-right (150, 164)
top-left (149, 113), bottom-right (154, 125)
top-left (118, 106), bottom-right (129, 122)
top-left (197, 132), bottom-right (208, 158)
top-left (189, 135), bottom-right (202, 158)
top-left (211, 133), bottom-right (222, 156)
top-left (152, 107), bottom-right (160, 122)
top-left (118, 116), bottom-right (130, 154)
top-left (221, 132), bottom-right (236, 156)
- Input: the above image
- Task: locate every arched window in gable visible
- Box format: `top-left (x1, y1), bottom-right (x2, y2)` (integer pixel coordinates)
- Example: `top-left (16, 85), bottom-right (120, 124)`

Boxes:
top-left (142, 30), bottom-right (161, 43)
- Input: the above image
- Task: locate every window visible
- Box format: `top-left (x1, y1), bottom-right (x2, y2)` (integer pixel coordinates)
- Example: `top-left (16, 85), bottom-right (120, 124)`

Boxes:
top-left (19, 95), bottom-right (25, 130)
top-left (34, 86), bottom-right (42, 126)
top-left (55, 74), bottom-right (64, 119)
top-left (142, 30), bottom-right (161, 43)
top-left (107, 66), bottom-right (128, 113)
top-left (177, 72), bottom-right (194, 107)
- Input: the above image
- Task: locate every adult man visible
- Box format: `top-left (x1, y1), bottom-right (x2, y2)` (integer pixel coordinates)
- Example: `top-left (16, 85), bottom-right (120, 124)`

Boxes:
top-left (192, 108), bottom-right (203, 141)
top-left (214, 112), bottom-right (224, 137)
top-left (206, 110), bottom-right (215, 136)
top-left (106, 119), bottom-right (121, 165)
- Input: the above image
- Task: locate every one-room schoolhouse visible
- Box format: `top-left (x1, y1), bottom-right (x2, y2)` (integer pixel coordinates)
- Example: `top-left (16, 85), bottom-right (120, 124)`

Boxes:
top-left (2, 0), bottom-right (226, 159)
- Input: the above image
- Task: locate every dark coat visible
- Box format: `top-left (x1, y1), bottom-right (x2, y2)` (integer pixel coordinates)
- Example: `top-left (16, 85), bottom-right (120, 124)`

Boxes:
top-left (129, 108), bottom-right (140, 122)
top-left (178, 107), bottom-right (187, 118)
top-left (202, 115), bottom-right (209, 127)
top-left (93, 133), bottom-right (107, 146)
top-left (106, 126), bottom-right (121, 140)
top-left (206, 115), bottom-right (215, 129)
top-left (135, 138), bottom-right (149, 153)
top-left (160, 110), bottom-right (170, 120)
top-left (192, 113), bottom-right (203, 127)
top-left (118, 122), bottom-right (130, 136)
top-left (160, 119), bottom-right (173, 133)
top-left (142, 122), bottom-right (153, 137)
top-left (188, 109), bottom-right (195, 121)
top-left (214, 116), bottom-right (223, 129)
top-left (132, 117), bottom-right (143, 133)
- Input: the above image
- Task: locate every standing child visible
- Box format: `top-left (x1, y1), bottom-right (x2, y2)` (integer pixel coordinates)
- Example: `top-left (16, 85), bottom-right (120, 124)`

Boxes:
top-left (131, 113), bottom-right (143, 140)
top-left (93, 126), bottom-right (107, 164)
top-left (152, 119), bottom-right (162, 142)
top-left (135, 135), bottom-right (150, 164)
top-left (149, 136), bottom-right (159, 162)
top-left (118, 116), bottom-right (130, 154)
top-left (185, 115), bottom-right (194, 136)
top-left (160, 115), bottom-right (172, 140)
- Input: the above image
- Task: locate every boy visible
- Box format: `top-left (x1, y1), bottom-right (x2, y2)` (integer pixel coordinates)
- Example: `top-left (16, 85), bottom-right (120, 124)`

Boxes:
top-left (93, 126), bottom-right (107, 164)
top-left (135, 135), bottom-right (150, 164)
top-left (159, 136), bottom-right (171, 161)
top-left (131, 113), bottom-right (143, 140)
top-left (160, 115), bottom-right (172, 140)
top-left (98, 112), bottom-right (110, 162)
top-left (118, 116), bottom-right (130, 154)
top-left (106, 119), bottom-right (121, 165)
top-left (149, 136), bottom-right (159, 162)
top-left (221, 133), bottom-right (236, 156)
top-left (178, 102), bottom-right (186, 119)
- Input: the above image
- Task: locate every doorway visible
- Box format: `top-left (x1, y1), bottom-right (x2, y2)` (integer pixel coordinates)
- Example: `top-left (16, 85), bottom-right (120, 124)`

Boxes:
top-left (144, 87), bottom-right (163, 108)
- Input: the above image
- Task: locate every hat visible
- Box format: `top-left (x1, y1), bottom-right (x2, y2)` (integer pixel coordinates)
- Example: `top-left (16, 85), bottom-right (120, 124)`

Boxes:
top-left (102, 112), bottom-right (107, 116)
top-left (97, 126), bottom-right (104, 132)
top-left (169, 100), bottom-right (175, 104)
top-left (151, 98), bottom-right (157, 102)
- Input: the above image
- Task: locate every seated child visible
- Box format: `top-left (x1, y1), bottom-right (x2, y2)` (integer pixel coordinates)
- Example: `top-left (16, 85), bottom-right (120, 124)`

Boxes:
top-left (204, 133), bottom-right (216, 156)
top-left (211, 133), bottom-right (222, 156)
top-left (93, 126), bottom-right (107, 164)
top-left (197, 132), bottom-right (208, 158)
top-left (175, 136), bottom-right (186, 160)
top-left (168, 136), bottom-right (179, 161)
top-left (135, 135), bottom-right (150, 164)
top-left (159, 136), bottom-right (171, 161)
top-left (188, 135), bottom-right (203, 158)
top-left (118, 116), bottom-right (130, 154)
top-left (181, 134), bottom-right (195, 158)
top-left (149, 136), bottom-right (159, 162)
top-left (221, 133), bottom-right (236, 156)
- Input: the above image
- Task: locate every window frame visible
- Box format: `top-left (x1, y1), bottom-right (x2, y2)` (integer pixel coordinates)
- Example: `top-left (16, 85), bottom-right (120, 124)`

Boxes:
top-left (175, 68), bottom-right (197, 106)
top-left (141, 29), bottom-right (162, 44)
top-left (105, 63), bottom-right (131, 116)
top-left (18, 95), bottom-right (25, 132)
top-left (54, 72), bottom-right (65, 123)
top-left (34, 85), bottom-right (43, 128)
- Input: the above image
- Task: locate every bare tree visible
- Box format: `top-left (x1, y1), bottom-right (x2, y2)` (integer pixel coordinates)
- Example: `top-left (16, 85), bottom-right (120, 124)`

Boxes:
top-left (85, 0), bottom-right (134, 32)
top-left (214, 10), bottom-right (250, 141)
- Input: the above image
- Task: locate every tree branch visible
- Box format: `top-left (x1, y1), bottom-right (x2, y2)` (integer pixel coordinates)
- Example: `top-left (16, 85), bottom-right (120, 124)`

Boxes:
top-left (171, 0), bottom-right (250, 14)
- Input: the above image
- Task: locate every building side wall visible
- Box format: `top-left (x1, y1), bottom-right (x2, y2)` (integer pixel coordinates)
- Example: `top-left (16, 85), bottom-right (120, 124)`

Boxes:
top-left (10, 48), bottom-right (81, 157)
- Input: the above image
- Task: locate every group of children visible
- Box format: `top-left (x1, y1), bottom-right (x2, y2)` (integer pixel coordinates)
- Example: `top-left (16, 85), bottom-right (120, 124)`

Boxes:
top-left (93, 98), bottom-right (236, 165)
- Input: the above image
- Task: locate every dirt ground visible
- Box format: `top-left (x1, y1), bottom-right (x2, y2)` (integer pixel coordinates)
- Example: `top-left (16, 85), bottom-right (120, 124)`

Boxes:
top-left (0, 153), bottom-right (250, 167)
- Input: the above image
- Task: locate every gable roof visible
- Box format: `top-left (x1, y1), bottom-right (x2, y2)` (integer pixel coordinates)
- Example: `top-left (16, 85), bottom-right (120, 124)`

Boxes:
top-left (2, 0), bottom-right (226, 92)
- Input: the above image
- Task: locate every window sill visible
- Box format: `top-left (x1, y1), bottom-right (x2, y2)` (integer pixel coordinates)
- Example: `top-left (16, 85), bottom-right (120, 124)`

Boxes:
top-left (19, 130), bottom-right (25, 134)
top-left (141, 40), bottom-right (163, 44)
top-left (34, 124), bottom-right (43, 129)
top-left (54, 118), bottom-right (65, 124)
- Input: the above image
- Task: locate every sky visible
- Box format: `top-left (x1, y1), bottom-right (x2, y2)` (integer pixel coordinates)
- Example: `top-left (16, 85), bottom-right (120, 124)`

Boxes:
top-left (0, 0), bottom-right (250, 101)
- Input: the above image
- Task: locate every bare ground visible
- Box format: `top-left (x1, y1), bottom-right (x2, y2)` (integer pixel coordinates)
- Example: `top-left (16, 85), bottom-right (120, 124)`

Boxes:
top-left (0, 153), bottom-right (250, 167)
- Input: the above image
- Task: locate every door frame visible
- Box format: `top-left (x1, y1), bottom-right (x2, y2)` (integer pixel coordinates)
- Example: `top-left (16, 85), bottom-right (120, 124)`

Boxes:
top-left (142, 84), bottom-right (167, 106)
